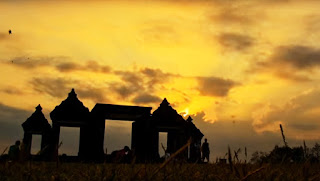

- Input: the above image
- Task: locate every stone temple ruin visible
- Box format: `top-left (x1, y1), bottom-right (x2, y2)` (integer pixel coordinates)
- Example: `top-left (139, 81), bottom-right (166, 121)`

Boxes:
top-left (22, 89), bottom-right (204, 162)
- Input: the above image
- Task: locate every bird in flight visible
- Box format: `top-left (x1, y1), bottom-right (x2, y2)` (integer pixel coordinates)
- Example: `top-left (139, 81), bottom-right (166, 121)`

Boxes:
top-left (9, 29), bottom-right (12, 35)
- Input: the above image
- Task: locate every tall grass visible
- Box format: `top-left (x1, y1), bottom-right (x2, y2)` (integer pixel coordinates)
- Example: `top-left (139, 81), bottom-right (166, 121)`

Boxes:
top-left (2, 162), bottom-right (320, 181)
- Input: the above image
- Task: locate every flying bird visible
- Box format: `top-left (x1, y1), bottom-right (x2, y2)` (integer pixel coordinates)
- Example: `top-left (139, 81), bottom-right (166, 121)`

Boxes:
top-left (8, 29), bottom-right (12, 35)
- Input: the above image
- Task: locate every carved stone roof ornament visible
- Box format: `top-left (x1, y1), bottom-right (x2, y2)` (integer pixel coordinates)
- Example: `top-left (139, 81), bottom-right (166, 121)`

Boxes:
top-left (152, 98), bottom-right (185, 123)
top-left (50, 88), bottom-right (90, 125)
top-left (22, 104), bottom-right (51, 133)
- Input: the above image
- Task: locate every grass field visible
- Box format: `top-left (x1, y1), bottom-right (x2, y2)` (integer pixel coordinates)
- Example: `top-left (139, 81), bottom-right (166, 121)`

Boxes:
top-left (1, 162), bottom-right (320, 181)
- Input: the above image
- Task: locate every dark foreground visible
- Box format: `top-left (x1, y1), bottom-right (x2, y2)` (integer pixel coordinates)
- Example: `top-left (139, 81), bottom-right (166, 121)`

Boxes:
top-left (1, 162), bottom-right (320, 181)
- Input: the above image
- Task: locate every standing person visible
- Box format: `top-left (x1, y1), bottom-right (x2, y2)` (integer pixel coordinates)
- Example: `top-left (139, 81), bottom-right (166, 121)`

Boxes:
top-left (201, 138), bottom-right (210, 163)
top-left (8, 140), bottom-right (20, 161)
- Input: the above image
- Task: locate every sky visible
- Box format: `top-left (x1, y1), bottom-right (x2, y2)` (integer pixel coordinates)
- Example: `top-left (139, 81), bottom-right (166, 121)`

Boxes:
top-left (1, 0), bottom-right (320, 161)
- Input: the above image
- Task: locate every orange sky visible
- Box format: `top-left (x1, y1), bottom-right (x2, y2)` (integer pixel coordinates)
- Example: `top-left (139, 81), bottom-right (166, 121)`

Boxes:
top-left (1, 0), bottom-right (320, 158)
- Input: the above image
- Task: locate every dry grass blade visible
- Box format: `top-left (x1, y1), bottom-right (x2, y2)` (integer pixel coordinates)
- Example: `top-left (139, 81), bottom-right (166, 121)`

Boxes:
top-left (240, 165), bottom-right (267, 181)
top-left (36, 145), bottom-right (49, 155)
top-left (228, 146), bottom-right (233, 171)
top-left (1, 147), bottom-right (8, 156)
top-left (58, 141), bottom-right (63, 149)
top-left (280, 124), bottom-right (288, 147)
top-left (309, 173), bottom-right (320, 181)
top-left (149, 138), bottom-right (191, 180)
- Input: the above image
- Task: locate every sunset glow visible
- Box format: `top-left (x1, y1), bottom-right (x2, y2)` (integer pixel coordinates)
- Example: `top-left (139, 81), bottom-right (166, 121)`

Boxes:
top-left (1, 0), bottom-right (320, 157)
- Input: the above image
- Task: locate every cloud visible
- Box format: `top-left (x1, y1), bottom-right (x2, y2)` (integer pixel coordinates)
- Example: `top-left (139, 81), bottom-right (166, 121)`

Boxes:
top-left (56, 60), bottom-right (111, 73)
top-left (0, 103), bottom-right (31, 152)
top-left (217, 33), bottom-right (254, 51)
top-left (30, 77), bottom-right (108, 102)
top-left (75, 87), bottom-right (108, 103)
top-left (197, 76), bottom-right (238, 97)
top-left (189, 111), bottom-right (212, 123)
top-left (0, 33), bottom-right (8, 41)
top-left (109, 68), bottom-right (176, 100)
top-left (6, 56), bottom-right (111, 74)
top-left (211, 6), bottom-right (255, 25)
top-left (1, 87), bottom-right (24, 95)
top-left (108, 84), bottom-right (140, 99)
top-left (55, 62), bottom-right (82, 72)
top-left (115, 71), bottom-right (144, 85)
top-left (252, 88), bottom-right (320, 139)
top-left (131, 93), bottom-right (162, 104)
top-left (140, 21), bottom-right (179, 44)
top-left (250, 45), bottom-right (320, 81)
top-left (305, 14), bottom-right (320, 33)
top-left (9, 56), bottom-right (62, 68)
top-left (270, 45), bottom-right (320, 70)
top-left (0, 102), bottom-right (31, 124)
top-left (30, 77), bottom-right (73, 98)
top-left (140, 67), bottom-right (177, 87)
top-left (109, 71), bottom-right (144, 99)
top-left (188, 111), bottom-right (284, 160)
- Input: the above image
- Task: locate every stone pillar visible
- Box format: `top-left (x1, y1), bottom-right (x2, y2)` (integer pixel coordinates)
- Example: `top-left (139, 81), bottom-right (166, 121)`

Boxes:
top-left (22, 132), bottom-right (32, 157)
top-left (51, 123), bottom-right (60, 161)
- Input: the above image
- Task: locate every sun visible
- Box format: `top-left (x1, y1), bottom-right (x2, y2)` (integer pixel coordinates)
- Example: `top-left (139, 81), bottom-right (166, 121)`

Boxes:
top-left (182, 108), bottom-right (189, 117)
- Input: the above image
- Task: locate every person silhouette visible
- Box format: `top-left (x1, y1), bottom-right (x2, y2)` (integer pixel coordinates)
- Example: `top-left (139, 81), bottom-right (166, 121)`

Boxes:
top-left (201, 138), bottom-right (210, 163)
top-left (8, 140), bottom-right (20, 161)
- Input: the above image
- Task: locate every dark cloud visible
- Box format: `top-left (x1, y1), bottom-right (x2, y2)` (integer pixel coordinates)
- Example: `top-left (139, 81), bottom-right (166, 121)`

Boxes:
top-left (188, 111), bottom-right (284, 160)
top-left (189, 111), bottom-right (209, 123)
top-left (56, 60), bottom-right (111, 73)
top-left (132, 93), bottom-right (162, 104)
top-left (252, 89), bottom-right (320, 138)
top-left (140, 67), bottom-right (176, 85)
top-left (0, 103), bottom-right (31, 152)
top-left (274, 71), bottom-right (312, 82)
top-left (109, 68), bottom-right (176, 100)
top-left (115, 71), bottom-right (144, 85)
top-left (110, 71), bottom-right (144, 99)
top-left (27, 67), bottom-right (173, 103)
top-left (86, 60), bottom-right (112, 73)
top-left (9, 56), bottom-right (62, 68)
top-left (30, 77), bottom-right (108, 102)
top-left (270, 45), bottom-right (320, 69)
top-left (55, 62), bottom-right (82, 72)
top-left (0, 121), bottom-right (23, 144)
top-left (108, 84), bottom-right (140, 99)
top-left (76, 87), bottom-right (108, 103)
top-left (30, 77), bottom-right (73, 98)
top-left (211, 8), bottom-right (254, 25)
top-left (7, 56), bottom-right (111, 74)
top-left (0, 33), bottom-right (8, 41)
top-left (250, 45), bottom-right (320, 81)
top-left (1, 87), bottom-right (24, 95)
top-left (0, 102), bottom-right (31, 124)
top-left (197, 77), bottom-right (238, 97)
top-left (218, 33), bottom-right (254, 51)
top-left (290, 123), bottom-right (318, 131)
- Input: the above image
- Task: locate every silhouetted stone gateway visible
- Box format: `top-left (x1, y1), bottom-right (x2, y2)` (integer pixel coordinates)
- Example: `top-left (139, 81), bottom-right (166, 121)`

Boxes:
top-left (21, 89), bottom-right (204, 162)
top-left (22, 104), bottom-right (52, 160)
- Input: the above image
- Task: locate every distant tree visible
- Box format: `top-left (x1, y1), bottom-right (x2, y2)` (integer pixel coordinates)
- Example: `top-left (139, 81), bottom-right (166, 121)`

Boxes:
top-left (267, 145), bottom-right (305, 163)
top-left (250, 151), bottom-right (268, 164)
top-left (311, 143), bottom-right (320, 158)
top-left (251, 145), bottom-right (305, 164)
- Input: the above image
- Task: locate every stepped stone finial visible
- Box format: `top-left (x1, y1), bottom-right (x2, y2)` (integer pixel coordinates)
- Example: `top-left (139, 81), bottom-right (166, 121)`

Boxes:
top-left (187, 116), bottom-right (193, 122)
top-left (36, 104), bottom-right (42, 111)
top-left (160, 98), bottom-right (169, 107)
top-left (68, 88), bottom-right (77, 98)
